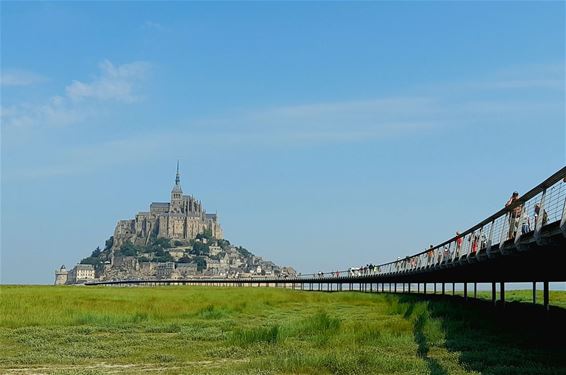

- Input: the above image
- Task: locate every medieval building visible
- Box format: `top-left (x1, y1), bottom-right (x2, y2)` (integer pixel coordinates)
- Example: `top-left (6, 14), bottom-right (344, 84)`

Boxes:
top-left (112, 163), bottom-right (223, 250)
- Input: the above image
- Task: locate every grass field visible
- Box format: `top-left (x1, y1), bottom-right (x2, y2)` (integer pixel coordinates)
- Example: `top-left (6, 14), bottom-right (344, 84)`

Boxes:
top-left (1, 286), bottom-right (565, 374)
top-left (451, 288), bottom-right (566, 309)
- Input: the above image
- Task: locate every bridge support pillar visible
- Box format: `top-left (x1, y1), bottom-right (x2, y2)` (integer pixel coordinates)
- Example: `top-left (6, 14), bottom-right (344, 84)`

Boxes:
top-left (500, 282), bottom-right (505, 306)
top-left (417, 283), bottom-right (420, 293)
top-left (474, 283), bottom-right (477, 299)
top-left (408, 283), bottom-right (411, 293)
top-left (402, 283), bottom-right (405, 293)
top-left (492, 282), bottom-right (496, 306)
top-left (441, 283), bottom-right (445, 295)
top-left (434, 283), bottom-right (437, 294)
top-left (532, 282), bottom-right (537, 304)
top-left (452, 283), bottom-right (455, 296)
top-left (394, 283), bottom-right (397, 293)
top-left (423, 283), bottom-right (426, 295)
top-left (543, 281), bottom-right (549, 311)
top-left (464, 283), bottom-right (468, 301)
top-left (370, 283), bottom-right (373, 293)
top-left (389, 283), bottom-right (391, 293)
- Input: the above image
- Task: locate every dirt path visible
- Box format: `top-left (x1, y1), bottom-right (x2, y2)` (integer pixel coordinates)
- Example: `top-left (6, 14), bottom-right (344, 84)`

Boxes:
top-left (1, 359), bottom-right (249, 374)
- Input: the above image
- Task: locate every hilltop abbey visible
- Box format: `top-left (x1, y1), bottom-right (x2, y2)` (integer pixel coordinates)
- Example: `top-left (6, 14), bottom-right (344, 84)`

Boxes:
top-left (112, 163), bottom-right (223, 250)
top-left (55, 162), bottom-right (297, 285)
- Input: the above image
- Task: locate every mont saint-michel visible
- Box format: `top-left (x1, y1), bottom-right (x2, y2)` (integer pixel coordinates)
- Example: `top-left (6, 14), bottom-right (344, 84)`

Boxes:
top-left (55, 164), bottom-right (296, 284)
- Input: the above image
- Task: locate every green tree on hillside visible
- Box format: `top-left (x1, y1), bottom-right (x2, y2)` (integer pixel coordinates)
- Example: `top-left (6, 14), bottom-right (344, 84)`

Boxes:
top-left (119, 242), bottom-right (139, 256)
top-left (91, 247), bottom-right (102, 258)
top-left (190, 241), bottom-right (209, 256)
top-left (80, 257), bottom-right (99, 265)
top-left (196, 227), bottom-right (213, 241)
top-left (152, 237), bottom-right (171, 249)
top-left (154, 253), bottom-right (174, 263)
top-left (195, 257), bottom-right (207, 272)
top-left (237, 246), bottom-right (253, 258)
top-left (104, 236), bottom-right (114, 251)
top-left (217, 239), bottom-right (231, 250)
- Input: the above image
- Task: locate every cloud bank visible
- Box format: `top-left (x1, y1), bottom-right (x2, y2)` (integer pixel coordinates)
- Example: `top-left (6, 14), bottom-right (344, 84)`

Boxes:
top-left (1, 60), bottom-right (150, 128)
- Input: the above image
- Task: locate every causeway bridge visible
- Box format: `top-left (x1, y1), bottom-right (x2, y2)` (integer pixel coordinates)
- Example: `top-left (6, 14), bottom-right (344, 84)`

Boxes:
top-left (87, 167), bottom-right (566, 310)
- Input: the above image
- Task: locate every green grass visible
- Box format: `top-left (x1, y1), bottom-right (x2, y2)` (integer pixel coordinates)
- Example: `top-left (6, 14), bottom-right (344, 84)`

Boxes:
top-left (451, 289), bottom-right (566, 309)
top-left (0, 285), bottom-right (565, 374)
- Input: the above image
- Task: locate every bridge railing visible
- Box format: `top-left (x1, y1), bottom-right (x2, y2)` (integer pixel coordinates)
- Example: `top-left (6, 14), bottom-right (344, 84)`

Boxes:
top-left (289, 167), bottom-right (566, 281)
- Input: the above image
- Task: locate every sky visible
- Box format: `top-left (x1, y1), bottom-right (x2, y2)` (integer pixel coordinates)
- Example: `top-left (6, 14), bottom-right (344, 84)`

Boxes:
top-left (1, 2), bottom-right (565, 285)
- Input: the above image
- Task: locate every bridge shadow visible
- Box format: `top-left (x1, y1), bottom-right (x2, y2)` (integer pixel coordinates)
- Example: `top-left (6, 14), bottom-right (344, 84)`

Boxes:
top-left (393, 294), bottom-right (566, 374)
top-left (412, 309), bottom-right (449, 375)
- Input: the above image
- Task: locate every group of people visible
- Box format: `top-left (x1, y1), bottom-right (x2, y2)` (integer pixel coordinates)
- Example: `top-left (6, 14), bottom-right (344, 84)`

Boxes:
top-left (505, 191), bottom-right (549, 240)
top-left (313, 185), bottom-right (559, 280)
top-left (314, 266), bottom-right (382, 278)
top-left (348, 264), bottom-right (380, 277)
top-left (300, 176), bottom-right (566, 283)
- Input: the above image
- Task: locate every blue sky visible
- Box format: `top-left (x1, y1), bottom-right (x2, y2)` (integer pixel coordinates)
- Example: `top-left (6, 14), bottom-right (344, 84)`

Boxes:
top-left (1, 2), bottom-right (564, 284)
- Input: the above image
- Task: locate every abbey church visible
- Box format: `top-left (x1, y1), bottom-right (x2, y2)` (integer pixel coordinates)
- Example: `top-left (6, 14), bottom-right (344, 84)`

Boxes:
top-left (112, 163), bottom-right (223, 250)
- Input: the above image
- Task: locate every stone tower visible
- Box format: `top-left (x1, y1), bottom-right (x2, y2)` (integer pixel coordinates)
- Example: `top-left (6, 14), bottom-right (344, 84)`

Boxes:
top-left (54, 265), bottom-right (68, 285)
top-left (170, 161), bottom-right (184, 214)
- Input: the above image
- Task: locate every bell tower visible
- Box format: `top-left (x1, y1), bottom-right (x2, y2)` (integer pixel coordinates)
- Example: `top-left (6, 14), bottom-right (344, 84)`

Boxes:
top-left (170, 161), bottom-right (183, 213)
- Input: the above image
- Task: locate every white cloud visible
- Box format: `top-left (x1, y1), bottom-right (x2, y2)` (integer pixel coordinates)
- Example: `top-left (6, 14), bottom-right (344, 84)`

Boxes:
top-left (2, 60), bottom-right (150, 128)
top-left (0, 69), bottom-right (46, 86)
top-left (4, 61), bottom-right (564, 181)
top-left (66, 60), bottom-right (150, 102)
top-left (427, 62), bottom-right (565, 94)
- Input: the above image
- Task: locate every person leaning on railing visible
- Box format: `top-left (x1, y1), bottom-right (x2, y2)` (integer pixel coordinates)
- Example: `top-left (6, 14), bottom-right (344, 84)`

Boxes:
top-left (505, 191), bottom-right (522, 240)
top-left (455, 231), bottom-right (463, 257)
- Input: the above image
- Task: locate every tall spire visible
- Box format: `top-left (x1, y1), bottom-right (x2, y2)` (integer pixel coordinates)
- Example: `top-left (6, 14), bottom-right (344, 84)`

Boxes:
top-left (175, 160), bottom-right (180, 186)
top-left (171, 160), bottom-right (183, 195)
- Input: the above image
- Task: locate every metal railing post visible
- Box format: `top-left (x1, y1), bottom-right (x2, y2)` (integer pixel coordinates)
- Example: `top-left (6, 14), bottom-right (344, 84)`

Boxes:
top-left (500, 213), bottom-right (510, 246)
top-left (534, 189), bottom-right (547, 244)
top-left (561, 191), bottom-right (566, 237)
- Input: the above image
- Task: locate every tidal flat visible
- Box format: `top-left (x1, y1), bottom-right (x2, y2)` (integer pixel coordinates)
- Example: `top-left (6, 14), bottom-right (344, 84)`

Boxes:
top-left (1, 286), bottom-right (565, 374)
